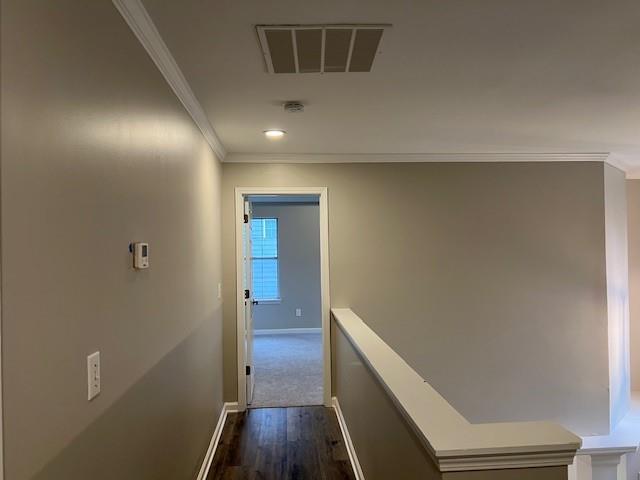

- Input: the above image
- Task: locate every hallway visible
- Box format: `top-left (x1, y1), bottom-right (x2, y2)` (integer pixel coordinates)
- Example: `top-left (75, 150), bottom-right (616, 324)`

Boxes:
top-left (207, 407), bottom-right (355, 480)
top-left (3, 1), bottom-right (640, 479)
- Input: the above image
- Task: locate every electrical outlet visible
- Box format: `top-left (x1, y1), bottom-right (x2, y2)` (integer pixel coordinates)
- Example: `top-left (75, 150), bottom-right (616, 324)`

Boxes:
top-left (87, 351), bottom-right (100, 401)
top-left (296, 308), bottom-right (302, 317)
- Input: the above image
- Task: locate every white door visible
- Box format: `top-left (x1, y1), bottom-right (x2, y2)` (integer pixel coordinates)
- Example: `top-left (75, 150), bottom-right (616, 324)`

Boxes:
top-left (243, 199), bottom-right (255, 405)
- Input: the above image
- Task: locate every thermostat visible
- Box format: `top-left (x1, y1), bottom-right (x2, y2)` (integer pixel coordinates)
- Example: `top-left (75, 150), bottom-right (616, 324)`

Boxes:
top-left (131, 242), bottom-right (149, 269)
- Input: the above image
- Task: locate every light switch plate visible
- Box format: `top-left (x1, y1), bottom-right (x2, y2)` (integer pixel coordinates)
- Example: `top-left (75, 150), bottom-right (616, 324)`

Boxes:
top-left (295, 308), bottom-right (302, 317)
top-left (87, 351), bottom-right (100, 401)
top-left (217, 283), bottom-right (222, 300)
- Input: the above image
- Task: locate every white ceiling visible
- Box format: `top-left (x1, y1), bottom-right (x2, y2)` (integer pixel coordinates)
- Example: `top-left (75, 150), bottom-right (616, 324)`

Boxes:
top-left (142, 0), bottom-right (640, 172)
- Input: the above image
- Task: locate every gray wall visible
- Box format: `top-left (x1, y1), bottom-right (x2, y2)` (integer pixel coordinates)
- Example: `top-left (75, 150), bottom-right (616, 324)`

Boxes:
top-left (1, 1), bottom-right (223, 479)
top-left (222, 162), bottom-right (613, 435)
top-left (253, 203), bottom-right (321, 330)
top-left (628, 180), bottom-right (640, 390)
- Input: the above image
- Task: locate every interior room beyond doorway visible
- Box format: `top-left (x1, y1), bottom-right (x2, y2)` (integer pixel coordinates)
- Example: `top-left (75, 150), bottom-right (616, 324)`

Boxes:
top-left (248, 195), bottom-right (322, 408)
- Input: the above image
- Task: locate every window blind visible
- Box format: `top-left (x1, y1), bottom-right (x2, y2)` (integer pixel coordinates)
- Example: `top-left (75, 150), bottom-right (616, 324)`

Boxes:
top-left (251, 218), bottom-right (279, 300)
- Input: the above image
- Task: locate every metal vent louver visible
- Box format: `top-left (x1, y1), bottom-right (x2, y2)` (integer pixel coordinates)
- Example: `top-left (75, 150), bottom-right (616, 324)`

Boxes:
top-left (256, 24), bottom-right (388, 74)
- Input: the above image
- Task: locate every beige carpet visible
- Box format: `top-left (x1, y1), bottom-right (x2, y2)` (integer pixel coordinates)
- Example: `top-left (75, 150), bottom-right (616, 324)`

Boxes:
top-left (250, 333), bottom-right (323, 408)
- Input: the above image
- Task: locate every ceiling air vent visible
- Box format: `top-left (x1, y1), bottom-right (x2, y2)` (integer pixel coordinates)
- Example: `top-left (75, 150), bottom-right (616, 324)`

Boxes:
top-left (256, 24), bottom-right (389, 74)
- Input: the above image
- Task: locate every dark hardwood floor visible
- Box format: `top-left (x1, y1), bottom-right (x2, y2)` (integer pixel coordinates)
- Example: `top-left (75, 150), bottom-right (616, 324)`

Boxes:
top-left (207, 406), bottom-right (356, 480)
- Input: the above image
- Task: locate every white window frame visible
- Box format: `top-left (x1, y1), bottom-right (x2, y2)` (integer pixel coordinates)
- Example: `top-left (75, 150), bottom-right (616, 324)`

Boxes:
top-left (250, 217), bottom-right (281, 303)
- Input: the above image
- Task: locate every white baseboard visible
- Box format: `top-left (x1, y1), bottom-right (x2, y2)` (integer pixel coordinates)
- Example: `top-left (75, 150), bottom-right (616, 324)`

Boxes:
top-left (332, 397), bottom-right (365, 480)
top-left (254, 328), bottom-right (322, 335)
top-left (196, 401), bottom-right (240, 480)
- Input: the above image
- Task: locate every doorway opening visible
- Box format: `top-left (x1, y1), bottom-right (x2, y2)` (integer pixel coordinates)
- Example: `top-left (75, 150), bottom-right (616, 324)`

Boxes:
top-left (235, 188), bottom-right (330, 410)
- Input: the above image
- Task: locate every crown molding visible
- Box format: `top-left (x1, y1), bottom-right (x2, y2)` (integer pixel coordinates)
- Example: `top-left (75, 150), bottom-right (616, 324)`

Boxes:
top-left (112, 0), bottom-right (226, 160)
top-left (225, 152), bottom-right (609, 164)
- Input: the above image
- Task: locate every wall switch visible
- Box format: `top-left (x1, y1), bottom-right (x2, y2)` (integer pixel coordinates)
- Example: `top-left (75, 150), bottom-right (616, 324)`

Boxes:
top-left (87, 351), bottom-right (100, 401)
top-left (217, 283), bottom-right (222, 300)
top-left (295, 308), bottom-right (302, 317)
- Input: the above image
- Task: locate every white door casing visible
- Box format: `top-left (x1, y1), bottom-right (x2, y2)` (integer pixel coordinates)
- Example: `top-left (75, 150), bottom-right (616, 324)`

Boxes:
top-left (234, 187), bottom-right (331, 410)
top-left (243, 200), bottom-right (255, 405)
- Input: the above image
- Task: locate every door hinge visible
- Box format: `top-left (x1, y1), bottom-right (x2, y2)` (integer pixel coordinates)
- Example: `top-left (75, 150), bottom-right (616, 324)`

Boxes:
top-left (244, 289), bottom-right (250, 299)
top-left (243, 214), bottom-right (249, 223)
top-left (246, 365), bottom-right (251, 375)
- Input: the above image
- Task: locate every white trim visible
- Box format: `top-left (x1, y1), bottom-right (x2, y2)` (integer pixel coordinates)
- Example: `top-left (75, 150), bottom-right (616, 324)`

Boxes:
top-left (254, 328), bottom-right (322, 335)
top-left (291, 29), bottom-right (300, 74)
top-left (225, 152), bottom-right (610, 164)
top-left (320, 28), bottom-right (326, 74)
top-left (345, 29), bottom-right (357, 72)
top-left (319, 188), bottom-right (332, 408)
top-left (256, 27), bottom-right (275, 74)
top-left (581, 447), bottom-right (637, 457)
top-left (438, 451), bottom-right (580, 472)
top-left (235, 191), bottom-right (246, 408)
top-left (332, 397), bottom-right (365, 480)
top-left (111, 0), bottom-right (226, 160)
top-left (254, 299), bottom-right (281, 305)
top-left (235, 187), bottom-right (331, 410)
top-left (332, 308), bottom-right (581, 472)
top-left (196, 402), bottom-right (240, 480)
top-left (588, 450), bottom-right (632, 480)
top-left (589, 452), bottom-right (624, 469)
top-left (576, 390), bottom-right (640, 474)
top-left (256, 24), bottom-right (392, 30)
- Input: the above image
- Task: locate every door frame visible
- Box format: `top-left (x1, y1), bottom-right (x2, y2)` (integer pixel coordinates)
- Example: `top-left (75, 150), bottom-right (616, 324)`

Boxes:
top-left (234, 186), bottom-right (331, 410)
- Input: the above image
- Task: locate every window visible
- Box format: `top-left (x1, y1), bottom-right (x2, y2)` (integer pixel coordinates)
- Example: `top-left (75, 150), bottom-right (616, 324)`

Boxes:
top-left (251, 218), bottom-right (279, 301)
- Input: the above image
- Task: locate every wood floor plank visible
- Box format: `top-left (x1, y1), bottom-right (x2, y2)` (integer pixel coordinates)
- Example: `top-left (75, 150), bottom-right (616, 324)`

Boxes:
top-left (207, 407), bottom-right (356, 480)
top-left (208, 413), bottom-right (241, 478)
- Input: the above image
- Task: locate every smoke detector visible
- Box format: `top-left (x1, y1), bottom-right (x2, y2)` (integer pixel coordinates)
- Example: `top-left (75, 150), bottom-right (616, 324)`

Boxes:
top-left (284, 101), bottom-right (305, 113)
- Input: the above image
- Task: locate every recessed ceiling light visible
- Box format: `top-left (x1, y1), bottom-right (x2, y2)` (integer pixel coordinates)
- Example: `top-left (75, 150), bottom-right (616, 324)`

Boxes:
top-left (264, 129), bottom-right (286, 138)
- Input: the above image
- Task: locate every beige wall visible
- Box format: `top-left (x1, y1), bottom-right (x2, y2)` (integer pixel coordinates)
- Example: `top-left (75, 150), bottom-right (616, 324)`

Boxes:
top-left (443, 467), bottom-right (567, 480)
top-left (222, 162), bottom-right (612, 435)
top-left (252, 203), bottom-right (321, 330)
top-left (1, 1), bottom-right (223, 479)
top-left (333, 319), bottom-right (569, 480)
top-left (333, 320), bottom-right (442, 479)
top-left (627, 180), bottom-right (640, 390)
top-left (331, 319), bottom-right (442, 480)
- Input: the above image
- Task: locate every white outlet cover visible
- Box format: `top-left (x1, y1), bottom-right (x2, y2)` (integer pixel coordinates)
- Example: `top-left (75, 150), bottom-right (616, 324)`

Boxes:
top-left (87, 351), bottom-right (100, 401)
top-left (296, 308), bottom-right (302, 317)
